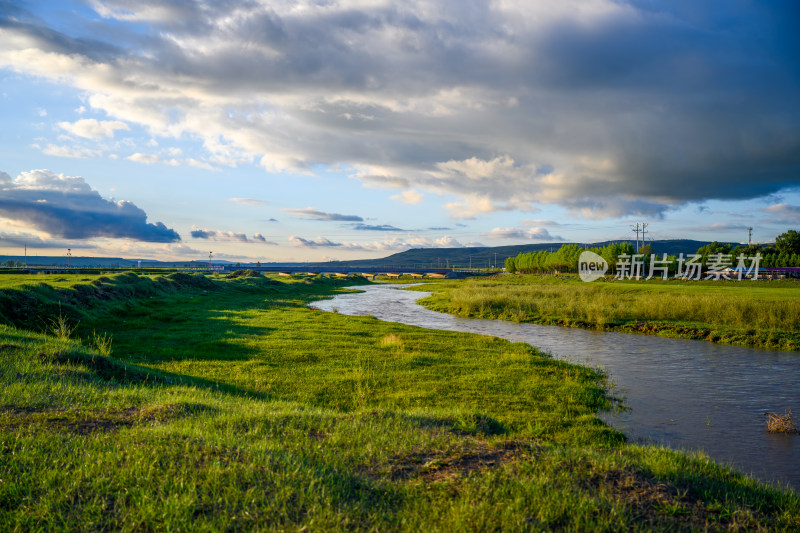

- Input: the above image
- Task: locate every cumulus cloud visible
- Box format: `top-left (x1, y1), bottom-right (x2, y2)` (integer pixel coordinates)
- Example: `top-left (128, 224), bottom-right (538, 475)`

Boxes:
top-left (0, 169), bottom-right (180, 242)
top-left (58, 118), bottom-right (129, 139)
top-left (2, 1), bottom-right (800, 217)
top-left (190, 226), bottom-right (277, 244)
top-left (485, 227), bottom-right (563, 241)
top-left (283, 207), bottom-right (363, 222)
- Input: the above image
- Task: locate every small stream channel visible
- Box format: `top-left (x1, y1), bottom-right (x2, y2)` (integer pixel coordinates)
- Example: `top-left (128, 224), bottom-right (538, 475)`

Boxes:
top-left (310, 283), bottom-right (800, 491)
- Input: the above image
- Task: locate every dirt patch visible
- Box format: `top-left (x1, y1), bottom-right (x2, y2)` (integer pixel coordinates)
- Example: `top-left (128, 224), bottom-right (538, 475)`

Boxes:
top-left (307, 430), bottom-right (327, 441)
top-left (371, 440), bottom-right (534, 482)
top-left (0, 403), bottom-right (213, 435)
top-left (588, 468), bottom-right (763, 531)
top-left (226, 269), bottom-right (263, 279)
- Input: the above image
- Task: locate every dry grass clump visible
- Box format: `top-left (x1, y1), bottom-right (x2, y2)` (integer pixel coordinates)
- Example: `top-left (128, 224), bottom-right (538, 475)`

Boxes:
top-left (379, 333), bottom-right (405, 350)
top-left (765, 409), bottom-right (798, 433)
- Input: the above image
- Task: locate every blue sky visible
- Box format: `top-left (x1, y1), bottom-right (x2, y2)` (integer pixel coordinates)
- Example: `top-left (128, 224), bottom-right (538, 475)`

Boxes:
top-left (1, 0), bottom-right (799, 262)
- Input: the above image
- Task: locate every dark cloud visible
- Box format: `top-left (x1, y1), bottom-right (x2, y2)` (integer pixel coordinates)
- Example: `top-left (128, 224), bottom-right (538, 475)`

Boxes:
top-left (0, 170), bottom-right (180, 242)
top-left (190, 226), bottom-right (277, 244)
top-left (0, 232), bottom-right (97, 249)
top-left (3, 2), bottom-right (800, 217)
top-left (288, 235), bottom-right (345, 248)
top-left (283, 208), bottom-right (363, 222)
top-left (351, 223), bottom-right (406, 232)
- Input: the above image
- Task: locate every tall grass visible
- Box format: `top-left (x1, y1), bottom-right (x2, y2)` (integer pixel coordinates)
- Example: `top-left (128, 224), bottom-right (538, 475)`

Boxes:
top-left (418, 276), bottom-right (800, 350)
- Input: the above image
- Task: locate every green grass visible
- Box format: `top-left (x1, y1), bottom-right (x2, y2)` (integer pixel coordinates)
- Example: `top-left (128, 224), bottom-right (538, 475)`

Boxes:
top-left (0, 272), bottom-right (798, 531)
top-left (416, 275), bottom-right (800, 351)
top-left (0, 272), bottom-right (124, 289)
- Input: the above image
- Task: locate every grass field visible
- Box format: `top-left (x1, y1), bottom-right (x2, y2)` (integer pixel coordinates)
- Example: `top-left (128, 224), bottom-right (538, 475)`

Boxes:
top-left (416, 275), bottom-right (800, 352)
top-left (1, 272), bottom-right (798, 530)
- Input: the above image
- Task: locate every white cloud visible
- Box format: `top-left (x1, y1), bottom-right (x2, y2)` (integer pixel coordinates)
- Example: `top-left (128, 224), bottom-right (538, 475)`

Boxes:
top-left (186, 158), bottom-right (217, 170)
top-left (228, 197), bottom-right (265, 206)
top-left (390, 189), bottom-right (423, 205)
top-left (764, 203), bottom-right (800, 224)
top-left (485, 226), bottom-right (563, 241)
top-left (58, 118), bottom-right (129, 140)
top-left (38, 144), bottom-right (102, 159)
top-left (127, 153), bottom-right (179, 166)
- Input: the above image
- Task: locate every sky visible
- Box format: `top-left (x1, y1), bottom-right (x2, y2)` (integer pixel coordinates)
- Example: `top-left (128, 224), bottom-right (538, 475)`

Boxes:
top-left (0, 0), bottom-right (799, 263)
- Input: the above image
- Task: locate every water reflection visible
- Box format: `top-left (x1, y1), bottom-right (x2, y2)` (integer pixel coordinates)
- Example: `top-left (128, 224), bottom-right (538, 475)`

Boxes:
top-left (310, 283), bottom-right (800, 491)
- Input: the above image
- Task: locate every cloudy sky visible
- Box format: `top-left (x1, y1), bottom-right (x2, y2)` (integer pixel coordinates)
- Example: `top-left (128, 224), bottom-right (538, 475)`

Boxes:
top-left (1, 0), bottom-right (798, 262)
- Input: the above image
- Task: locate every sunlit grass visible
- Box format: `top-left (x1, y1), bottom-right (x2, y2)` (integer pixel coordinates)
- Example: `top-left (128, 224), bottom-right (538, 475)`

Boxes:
top-left (417, 275), bottom-right (800, 351)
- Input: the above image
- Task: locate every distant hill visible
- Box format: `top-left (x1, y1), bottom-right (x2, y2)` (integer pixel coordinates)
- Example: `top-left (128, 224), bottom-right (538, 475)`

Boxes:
top-left (316, 239), bottom-right (732, 269)
top-left (0, 256), bottom-right (238, 268)
top-left (0, 256), bottom-right (138, 268)
top-left (0, 239), bottom-right (733, 270)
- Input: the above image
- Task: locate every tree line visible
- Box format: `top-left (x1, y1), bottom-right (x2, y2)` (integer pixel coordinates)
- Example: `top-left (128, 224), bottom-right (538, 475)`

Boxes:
top-left (504, 230), bottom-right (800, 274)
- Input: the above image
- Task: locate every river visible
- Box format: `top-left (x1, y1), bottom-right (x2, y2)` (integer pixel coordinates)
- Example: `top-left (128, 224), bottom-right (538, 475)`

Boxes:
top-left (310, 283), bottom-right (800, 491)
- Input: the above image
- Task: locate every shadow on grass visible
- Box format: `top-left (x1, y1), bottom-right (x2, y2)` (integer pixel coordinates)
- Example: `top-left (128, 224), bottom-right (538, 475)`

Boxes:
top-left (80, 280), bottom-right (360, 364)
top-left (43, 345), bottom-right (273, 401)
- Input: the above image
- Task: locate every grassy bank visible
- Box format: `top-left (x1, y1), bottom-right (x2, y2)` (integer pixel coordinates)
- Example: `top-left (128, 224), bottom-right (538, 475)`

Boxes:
top-left (416, 275), bottom-right (800, 352)
top-left (1, 273), bottom-right (798, 530)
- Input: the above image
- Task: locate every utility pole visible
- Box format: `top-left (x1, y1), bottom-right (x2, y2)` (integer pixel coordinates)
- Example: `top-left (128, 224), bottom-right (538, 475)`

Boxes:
top-left (640, 222), bottom-right (648, 250)
top-left (747, 227), bottom-right (753, 246)
top-left (631, 223), bottom-right (640, 253)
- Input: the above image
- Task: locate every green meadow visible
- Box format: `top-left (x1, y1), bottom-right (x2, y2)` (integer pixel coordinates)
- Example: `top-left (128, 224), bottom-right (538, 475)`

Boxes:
top-left (417, 275), bottom-right (800, 352)
top-left (1, 272), bottom-right (798, 531)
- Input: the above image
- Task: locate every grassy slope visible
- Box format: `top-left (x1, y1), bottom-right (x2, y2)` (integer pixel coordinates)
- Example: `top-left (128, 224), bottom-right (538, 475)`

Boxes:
top-left (0, 273), bottom-right (798, 531)
top-left (416, 275), bottom-right (800, 352)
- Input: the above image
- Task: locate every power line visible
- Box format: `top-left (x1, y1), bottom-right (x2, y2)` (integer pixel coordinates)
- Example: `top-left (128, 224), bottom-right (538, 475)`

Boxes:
top-left (631, 223), bottom-right (640, 252)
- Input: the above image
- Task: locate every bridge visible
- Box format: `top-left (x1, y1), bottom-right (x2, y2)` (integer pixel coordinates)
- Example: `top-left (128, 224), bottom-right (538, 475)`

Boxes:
top-left (8, 264), bottom-right (501, 278)
top-left (240, 265), bottom-right (499, 278)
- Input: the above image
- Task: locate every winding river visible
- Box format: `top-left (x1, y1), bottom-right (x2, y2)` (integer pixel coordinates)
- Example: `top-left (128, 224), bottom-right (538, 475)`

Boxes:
top-left (310, 283), bottom-right (800, 491)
